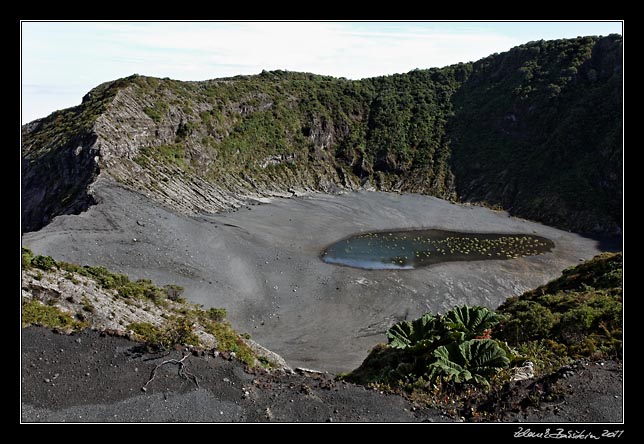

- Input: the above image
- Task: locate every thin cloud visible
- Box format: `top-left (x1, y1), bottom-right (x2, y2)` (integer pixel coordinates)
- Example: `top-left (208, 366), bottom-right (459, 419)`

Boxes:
top-left (21, 21), bottom-right (621, 123)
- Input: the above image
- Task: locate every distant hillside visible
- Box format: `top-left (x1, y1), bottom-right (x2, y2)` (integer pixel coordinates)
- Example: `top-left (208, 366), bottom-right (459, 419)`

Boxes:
top-left (21, 35), bottom-right (622, 234)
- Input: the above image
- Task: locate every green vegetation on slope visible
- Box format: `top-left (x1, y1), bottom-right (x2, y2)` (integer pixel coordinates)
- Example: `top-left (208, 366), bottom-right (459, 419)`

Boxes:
top-left (126, 68), bottom-right (466, 197)
top-left (496, 252), bottom-right (622, 362)
top-left (127, 317), bottom-right (201, 348)
top-left (21, 36), bottom-right (622, 235)
top-left (21, 247), bottom-right (260, 367)
top-left (343, 252), bottom-right (622, 401)
top-left (344, 306), bottom-right (515, 389)
top-left (22, 299), bottom-right (86, 332)
top-left (449, 35), bottom-right (622, 233)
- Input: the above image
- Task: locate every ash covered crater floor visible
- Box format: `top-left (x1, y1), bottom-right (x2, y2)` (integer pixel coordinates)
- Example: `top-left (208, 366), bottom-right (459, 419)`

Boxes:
top-left (23, 179), bottom-right (605, 373)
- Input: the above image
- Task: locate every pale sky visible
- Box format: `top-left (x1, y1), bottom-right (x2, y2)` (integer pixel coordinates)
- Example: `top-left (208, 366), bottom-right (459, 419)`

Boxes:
top-left (21, 21), bottom-right (623, 124)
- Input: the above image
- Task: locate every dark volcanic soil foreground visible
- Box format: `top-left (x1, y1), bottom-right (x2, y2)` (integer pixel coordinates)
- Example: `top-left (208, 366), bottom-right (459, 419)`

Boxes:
top-left (20, 327), bottom-right (444, 423)
top-left (490, 360), bottom-right (623, 423)
top-left (21, 327), bottom-right (623, 422)
top-left (21, 327), bottom-right (622, 423)
top-left (22, 180), bottom-right (610, 373)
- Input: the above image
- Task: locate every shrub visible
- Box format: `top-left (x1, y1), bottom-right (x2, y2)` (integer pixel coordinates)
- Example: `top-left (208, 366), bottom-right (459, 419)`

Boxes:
top-left (22, 299), bottom-right (83, 331)
top-left (203, 319), bottom-right (256, 366)
top-left (128, 317), bottom-right (200, 349)
top-left (206, 307), bottom-right (227, 322)
top-left (513, 339), bottom-right (571, 376)
top-left (21, 247), bottom-right (34, 269)
top-left (164, 284), bottom-right (184, 301)
top-left (81, 266), bottom-right (129, 289)
top-left (32, 255), bottom-right (57, 271)
top-left (497, 300), bottom-right (557, 342)
top-left (162, 317), bottom-right (200, 347)
top-left (127, 322), bottom-right (163, 345)
top-left (497, 253), bottom-right (622, 358)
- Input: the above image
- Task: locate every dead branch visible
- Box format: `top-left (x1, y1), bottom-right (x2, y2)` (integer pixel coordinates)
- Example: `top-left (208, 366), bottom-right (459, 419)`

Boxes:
top-left (141, 352), bottom-right (199, 391)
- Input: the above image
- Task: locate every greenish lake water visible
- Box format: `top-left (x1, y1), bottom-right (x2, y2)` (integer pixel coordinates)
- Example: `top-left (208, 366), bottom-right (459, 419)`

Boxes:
top-left (321, 229), bottom-right (554, 270)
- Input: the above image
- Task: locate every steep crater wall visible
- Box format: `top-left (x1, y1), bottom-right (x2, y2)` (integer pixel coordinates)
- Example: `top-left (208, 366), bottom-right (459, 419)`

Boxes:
top-left (21, 35), bottom-right (622, 235)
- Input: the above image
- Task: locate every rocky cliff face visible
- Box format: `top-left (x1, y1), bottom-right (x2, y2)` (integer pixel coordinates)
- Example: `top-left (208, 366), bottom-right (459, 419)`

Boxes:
top-left (21, 35), bottom-right (622, 235)
top-left (20, 79), bottom-right (121, 232)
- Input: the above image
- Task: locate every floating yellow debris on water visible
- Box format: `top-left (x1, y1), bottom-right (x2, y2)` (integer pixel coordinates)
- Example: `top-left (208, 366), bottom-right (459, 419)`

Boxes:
top-left (321, 229), bottom-right (554, 269)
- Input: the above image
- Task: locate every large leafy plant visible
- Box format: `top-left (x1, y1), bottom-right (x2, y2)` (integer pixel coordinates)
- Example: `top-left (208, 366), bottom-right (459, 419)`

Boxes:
top-left (428, 339), bottom-right (511, 386)
top-left (386, 313), bottom-right (442, 350)
top-left (443, 305), bottom-right (505, 340)
top-left (383, 305), bottom-right (512, 386)
top-left (386, 305), bottom-right (504, 349)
